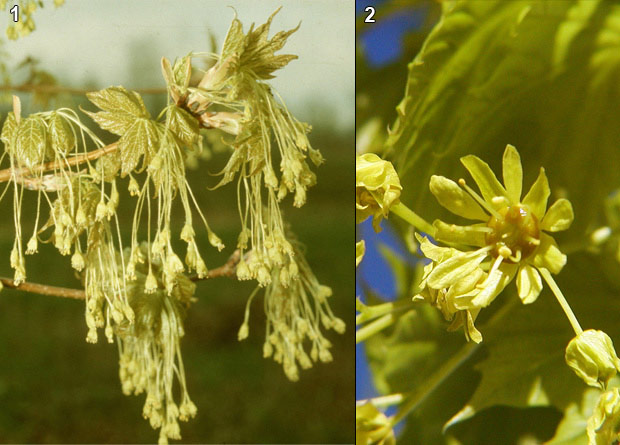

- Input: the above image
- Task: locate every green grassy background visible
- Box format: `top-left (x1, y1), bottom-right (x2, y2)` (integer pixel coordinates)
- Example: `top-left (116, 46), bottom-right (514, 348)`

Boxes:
top-left (0, 106), bottom-right (353, 443)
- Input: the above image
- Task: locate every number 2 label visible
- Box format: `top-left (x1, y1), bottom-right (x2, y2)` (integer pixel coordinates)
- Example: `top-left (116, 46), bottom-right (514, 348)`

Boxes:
top-left (364, 6), bottom-right (376, 23)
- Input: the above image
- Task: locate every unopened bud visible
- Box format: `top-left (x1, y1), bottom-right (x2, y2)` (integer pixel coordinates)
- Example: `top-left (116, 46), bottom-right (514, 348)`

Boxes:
top-left (565, 329), bottom-right (620, 388)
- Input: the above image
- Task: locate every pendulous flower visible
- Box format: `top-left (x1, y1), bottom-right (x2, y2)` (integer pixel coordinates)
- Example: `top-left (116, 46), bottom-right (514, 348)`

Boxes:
top-left (423, 144), bottom-right (573, 311)
top-left (356, 153), bottom-right (402, 232)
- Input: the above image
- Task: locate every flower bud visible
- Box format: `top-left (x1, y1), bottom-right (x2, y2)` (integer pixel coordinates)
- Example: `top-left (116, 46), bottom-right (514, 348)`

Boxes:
top-left (145, 270), bottom-right (158, 293)
top-left (208, 230), bottom-right (225, 251)
top-left (128, 176), bottom-right (140, 196)
top-left (356, 153), bottom-right (402, 232)
top-left (565, 329), bottom-right (620, 388)
top-left (587, 387), bottom-right (620, 445)
top-left (71, 251), bottom-right (85, 271)
top-left (26, 236), bottom-right (38, 255)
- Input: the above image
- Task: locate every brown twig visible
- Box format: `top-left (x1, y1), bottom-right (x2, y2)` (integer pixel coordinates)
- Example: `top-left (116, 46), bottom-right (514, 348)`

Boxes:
top-left (0, 84), bottom-right (167, 96)
top-left (0, 142), bottom-right (118, 183)
top-left (0, 249), bottom-right (241, 299)
top-left (190, 249), bottom-right (240, 281)
top-left (0, 277), bottom-right (86, 299)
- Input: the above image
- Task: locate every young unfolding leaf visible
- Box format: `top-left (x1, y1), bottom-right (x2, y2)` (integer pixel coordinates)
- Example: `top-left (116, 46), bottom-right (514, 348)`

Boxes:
top-left (48, 112), bottom-right (75, 155)
top-left (85, 86), bottom-right (149, 135)
top-left (14, 115), bottom-right (48, 168)
top-left (166, 106), bottom-right (200, 148)
top-left (117, 118), bottom-right (159, 176)
top-left (221, 7), bottom-right (299, 79)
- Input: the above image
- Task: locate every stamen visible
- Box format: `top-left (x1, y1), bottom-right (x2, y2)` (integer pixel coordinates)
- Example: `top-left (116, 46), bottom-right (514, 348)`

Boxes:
top-left (458, 178), bottom-right (502, 219)
top-left (497, 245), bottom-right (512, 258)
top-left (509, 249), bottom-right (522, 263)
top-left (524, 235), bottom-right (541, 246)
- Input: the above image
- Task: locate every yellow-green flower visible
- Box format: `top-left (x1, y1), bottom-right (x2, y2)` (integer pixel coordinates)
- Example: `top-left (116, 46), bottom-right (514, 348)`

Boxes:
top-left (587, 387), bottom-right (620, 445)
top-left (414, 234), bottom-right (484, 343)
top-left (424, 144), bottom-right (573, 309)
top-left (566, 329), bottom-right (620, 389)
top-left (356, 402), bottom-right (395, 445)
top-left (356, 153), bottom-right (402, 232)
top-left (356, 240), bottom-right (365, 268)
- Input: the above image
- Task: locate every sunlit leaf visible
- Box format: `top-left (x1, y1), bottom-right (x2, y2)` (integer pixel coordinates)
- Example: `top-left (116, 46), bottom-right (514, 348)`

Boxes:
top-left (117, 118), bottom-right (159, 176)
top-left (85, 86), bottom-right (149, 135)
top-left (48, 112), bottom-right (75, 155)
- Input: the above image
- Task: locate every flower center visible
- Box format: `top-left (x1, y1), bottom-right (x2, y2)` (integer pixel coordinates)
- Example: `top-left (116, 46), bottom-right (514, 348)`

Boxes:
top-left (485, 204), bottom-right (540, 263)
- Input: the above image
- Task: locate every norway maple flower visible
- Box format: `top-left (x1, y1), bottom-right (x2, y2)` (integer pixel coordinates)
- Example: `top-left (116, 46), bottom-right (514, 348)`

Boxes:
top-left (356, 153), bottom-right (402, 232)
top-left (414, 234), bottom-right (484, 343)
top-left (421, 144), bottom-right (574, 314)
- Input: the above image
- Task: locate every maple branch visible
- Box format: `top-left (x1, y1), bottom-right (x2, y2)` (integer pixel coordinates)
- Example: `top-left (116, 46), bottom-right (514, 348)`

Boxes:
top-left (0, 83), bottom-right (167, 96)
top-left (0, 142), bottom-right (118, 183)
top-left (0, 250), bottom-right (241, 300)
top-left (0, 277), bottom-right (85, 299)
top-left (190, 249), bottom-right (240, 281)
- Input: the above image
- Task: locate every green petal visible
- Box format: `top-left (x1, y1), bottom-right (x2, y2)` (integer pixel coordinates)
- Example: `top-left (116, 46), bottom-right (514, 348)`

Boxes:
top-left (430, 175), bottom-right (488, 220)
top-left (471, 263), bottom-right (517, 307)
top-left (532, 233), bottom-right (566, 274)
top-left (541, 198), bottom-right (574, 232)
top-left (433, 220), bottom-right (487, 247)
top-left (516, 264), bottom-right (542, 304)
top-left (522, 167), bottom-right (550, 220)
top-left (502, 144), bottom-right (523, 204)
top-left (461, 154), bottom-right (507, 208)
top-left (427, 249), bottom-right (488, 289)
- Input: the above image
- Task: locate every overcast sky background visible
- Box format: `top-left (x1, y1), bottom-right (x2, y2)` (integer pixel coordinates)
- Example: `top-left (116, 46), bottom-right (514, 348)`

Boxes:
top-left (2, 0), bottom-right (353, 129)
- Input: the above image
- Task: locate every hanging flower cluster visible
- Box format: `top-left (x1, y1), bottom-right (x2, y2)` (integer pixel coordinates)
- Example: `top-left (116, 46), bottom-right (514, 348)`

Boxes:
top-left (237, 227), bottom-right (345, 381)
top-left (160, 8), bottom-right (323, 288)
top-left (0, 9), bottom-right (343, 443)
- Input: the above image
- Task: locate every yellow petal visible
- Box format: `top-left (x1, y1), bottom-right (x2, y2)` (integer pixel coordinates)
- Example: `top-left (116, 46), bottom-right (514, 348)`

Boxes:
top-left (356, 240), bottom-right (365, 268)
top-left (522, 167), bottom-right (550, 220)
top-left (471, 263), bottom-right (517, 307)
top-left (430, 175), bottom-right (488, 220)
top-left (417, 233), bottom-right (455, 263)
top-left (533, 233), bottom-right (566, 274)
top-left (464, 310), bottom-right (482, 343)
top-left (541, 198), bottom-right (574, 232)
top-left (447, 267), bottom-right (486, 302)
top-left (502, 144), bottom-right (523, 204)
top-left (461, 154), bottom-right (507, 208)
top-left (433, 220), bottom-right (487, 247)
top-left (516, 264), bottom-right (542, 304)
top-left (427, 249), bottom-right (488, 289)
